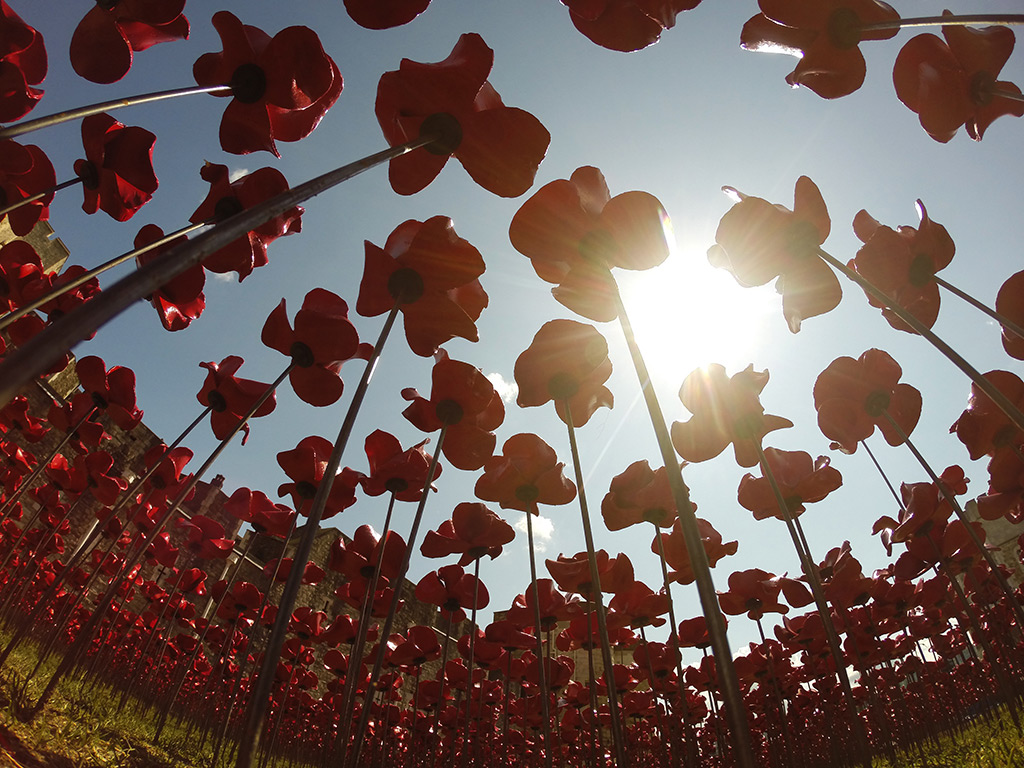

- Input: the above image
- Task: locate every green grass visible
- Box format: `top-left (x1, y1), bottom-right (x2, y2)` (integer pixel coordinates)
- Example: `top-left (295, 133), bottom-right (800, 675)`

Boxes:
top-left (871, 710), bottom-right (1024, 768)
top-left (0, 636), bottom-right (212, 768)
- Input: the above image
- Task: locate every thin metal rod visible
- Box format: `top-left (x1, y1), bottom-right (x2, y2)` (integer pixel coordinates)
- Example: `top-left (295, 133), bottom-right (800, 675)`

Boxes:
top-left (235, 301), bottom-right (403, 768)
top-left (0, 219), bottom-right (210, 333)
top-left (933, 274), bottom-right (1024, 342)
top-left (0, 84), bottom-right (233, 140)
top-left (0, 177), bottom-right (82, 218)
top-left (991, 89), bottom-right (1024, 104)
top-left (563, 401), bottom-right (628, 768)
top-left (860, 440), bottom-right (903, 510)
top-left (525, 502), bottom-right (554, 768)
top-left (345, 424), bottom-right (448, 768)
top-left (859, 14), bottom-right (1024, 32)
top-left (0, 134), bottom-right (435, 407)
top-left (611, 285), bottom-right (755, 768)
top-left (819, 247), bottom-right (1024, 437)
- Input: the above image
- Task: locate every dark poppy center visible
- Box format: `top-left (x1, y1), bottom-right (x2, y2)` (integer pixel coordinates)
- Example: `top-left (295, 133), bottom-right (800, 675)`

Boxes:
top-left (387, 267), bottom-right (425, 304)
top-left (290, 341), bottom-right (315, 368)
top-left (420, 112), bottom-right (463, 156)
top-left (230, 63), bottom-right (268, 104)
top-left (515, 484), bottom-right (539, 504)
top-left (214, 196), bottom-right (244, 221)
top-left (467, 545), bottom-right (488, 560)
top-left (206, 390), bottom-right (228, 413)
top-left (642, 508), bottom-right (668, 525)
top-left (0, 188), bottom-right (8, 208)
top-left (827, 7), bottom-right (862, 50)
top-left (731, 412), bottom-right (761, 440)
top-left (96, 0), bottom-right (119, 9)
top-left (908, 253), bottom-right (935, 287)
top-left (90, 391), bottom-right (108, 409)
top-left (783, 496), bottom-right (803, 514)
top-left (0, 275), bottom-right (10, 298)
top-left (150, 475), bottom-right (166, 489)
top-left (785, 220), bottom-right (822, 261)
top-left (577, 230), bottom-right (617, 265)
top-left (863, 390), bottom-right (890, 417)
top-left (435, 398), bottom-right (464, 425)
top-left (295, 480), bottom-right (318, 499)
top-left (969, 71), bottom-right (996, 106)
top-left (547, 372), bottom-right (579, 400)
top-left (385, 477), bottom-right (409, 493)
top-left (76, 161), bottom-right (100, 191)
top-left (993, 424), bottom-right (1019, 447)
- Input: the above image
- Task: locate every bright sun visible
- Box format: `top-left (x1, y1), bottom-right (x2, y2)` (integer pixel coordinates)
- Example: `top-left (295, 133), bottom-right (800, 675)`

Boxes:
top-left (618, 238), bottom-right (777, 389)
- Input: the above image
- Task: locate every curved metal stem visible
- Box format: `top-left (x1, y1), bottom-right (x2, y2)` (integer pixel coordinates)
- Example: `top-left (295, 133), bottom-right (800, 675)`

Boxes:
top-left (0, 84), bottom-right (232, 140)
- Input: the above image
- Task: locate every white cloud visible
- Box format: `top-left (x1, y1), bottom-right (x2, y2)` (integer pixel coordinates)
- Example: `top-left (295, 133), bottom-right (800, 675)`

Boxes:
top-left (211, 271), bottom-right (235, 283)
top-left (228, 167), bottom-right (252, 182)
top-left (487, 372), bottom-right (518, 404)
top-left (514, 512), bottom-right (554, 553)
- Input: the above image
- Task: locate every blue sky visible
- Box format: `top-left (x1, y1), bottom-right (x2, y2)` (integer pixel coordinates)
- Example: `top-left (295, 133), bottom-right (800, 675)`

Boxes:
top-left (8, 0), bottom-right (1024, 655)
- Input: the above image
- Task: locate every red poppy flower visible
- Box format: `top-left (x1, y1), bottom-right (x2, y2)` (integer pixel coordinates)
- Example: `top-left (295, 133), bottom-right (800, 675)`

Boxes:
top-left (547, 549), bottom-right (634, 596)
top-left (671, 364), bottom-right (792, 468)
top-left (506, 578), bottom-right (581, 631)
top-left (510, 166), bottom-right (670, 321)
top-left (420, 502), bottom-right (515, 565)
top-left (0, 1), bottom-right (46, 121)
top-left (996, 271), bottom-right (1024, 361)
top-left (177, 515), bottom-right (235, 561)
top-left (737, 447), bottom-right (843, 521)
top-left (709, 176), bottom-right (839, 332)
top-left (0, 395), bottom-right (47, 442)
top-left (601, 459), bottom-right (689, 531)
top-left (0, 239), bottom-right (46, 314)
top-left (264, 558), bottom-right (325, 586)
top-left (894, 519), bottom-right (980, 581)
top-left (262, 288), bottom-right (363, 407)
top-left (72, 355), bottom-right (143, 431)
top-left (655, 517), bottom-right (737, 585)
top-left (415, 564), bottom-right (489, 624)
top-left (0, 140), bottom-right (55, 236)
top-left (358, 430), bottom-right (440, 503)
top-left (375, 32), bottom-right (550, 198)
top-left (343, 0), bottom-right (431, 29)
top-left (514, 320), bottom-right (614, 427)
top-left (401, 352), bottom-right (504, 471)
top-left (46, 399), bottom-right (106, 452)
top-left (72, 113), bottom-right (157, 222)
top-left (746, 606), bottom-right (810, 658)
top-left (872, 474), bottom-right (958, 555)
top-left (36, 265), bottom-right (102, 324)
top-left (134, 224), bottom-right (205, 332)
top-left (390, 625), bottom-right (441, 669)
top-left (140, 443), bottom-right (193, 503)
top-left (562, 0), bottom-right (700, 53)
top-left (196, 355), bottom-right (277, 444)
top-left (812, 349), bottom-right (922, 454)
top-left (224, 486), bottom-right (295, 538)
top-left (894, 15), bottom-right (1024, 143)
top-left (977, 450), bottom-right (1024, 525)
top-left (950, 370), bottom-right (1024, 461)
top-left (328, 525), bottom-right (407, 592)
top-left (188, 162), bottom-right (302, 281)
top-left (848, 201), bottom-right (955, 333)
top-left (741, 0), bottom-right (899, 99)
top-left (357, 216), bottom-right (487, 357)
top-left (46, 450), bottom-right (126, 505)
top-left (608, 580), bottom-right (670, 629)
top-left (276, 435), bottom-right (361, 520)
top-left (193, 11), bottom-right (342, 156)
top-left (70, 0), bottom-right (187, 84)
top-left (6, 313), bottom-right (69, 374)
top-left (474, 433), bottom-right (576, 513)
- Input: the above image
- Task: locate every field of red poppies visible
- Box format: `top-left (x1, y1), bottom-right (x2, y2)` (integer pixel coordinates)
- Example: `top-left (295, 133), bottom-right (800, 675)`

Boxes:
top-left (1, 1), bottom-right (1024, 767)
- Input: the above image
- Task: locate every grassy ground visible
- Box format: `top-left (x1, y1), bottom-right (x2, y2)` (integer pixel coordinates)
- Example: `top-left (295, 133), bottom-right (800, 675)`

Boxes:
top-left (870, 710), bottom-right (1024, 768)
top-left (0, 639), bottom-right (210, 768)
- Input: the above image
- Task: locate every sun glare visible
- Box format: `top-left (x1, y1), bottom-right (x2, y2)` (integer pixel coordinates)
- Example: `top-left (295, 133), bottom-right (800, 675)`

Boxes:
top-left (619, 240), bottom-right (776, 388)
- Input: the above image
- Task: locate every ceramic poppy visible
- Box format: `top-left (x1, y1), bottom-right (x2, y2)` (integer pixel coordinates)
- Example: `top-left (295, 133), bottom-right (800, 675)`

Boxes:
top-left (73, 113), bottom-right (158, 222)
top-left (193, 11), bottom-right (342, 156)
top-left (375, 32), bottom-right (549, 197)
top-left (0, 140), bottom-right (55, 236)
top-left (0, 1), bottom-right (46, 121)
top-left (134, 224), bottom-right (205, 332)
